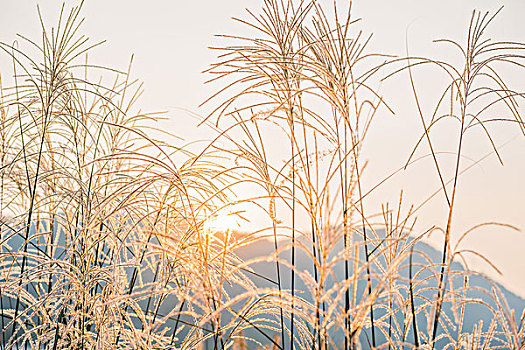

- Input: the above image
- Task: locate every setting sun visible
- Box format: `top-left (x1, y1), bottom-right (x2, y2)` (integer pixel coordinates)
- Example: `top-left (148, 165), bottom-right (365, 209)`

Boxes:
top-left (203, 210), bottom-right (244, 234)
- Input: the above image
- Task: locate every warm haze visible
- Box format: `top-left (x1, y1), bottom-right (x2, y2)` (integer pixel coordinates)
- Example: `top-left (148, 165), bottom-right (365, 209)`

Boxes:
top-left (0, 1), bottom-right (524, 349)
top-left (5, 0), bottom-right (520, 295)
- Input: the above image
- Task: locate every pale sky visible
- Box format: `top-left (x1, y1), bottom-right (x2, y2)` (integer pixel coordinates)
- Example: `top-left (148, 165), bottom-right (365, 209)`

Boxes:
top-left (1, 1), bottom-right (524, 297)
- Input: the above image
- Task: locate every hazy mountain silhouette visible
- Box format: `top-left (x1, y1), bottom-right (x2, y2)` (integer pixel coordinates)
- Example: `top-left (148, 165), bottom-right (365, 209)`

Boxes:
top-left (1, 226), bottom-right (523, 349)
top-left (228, 229), bottom-right (525, 349)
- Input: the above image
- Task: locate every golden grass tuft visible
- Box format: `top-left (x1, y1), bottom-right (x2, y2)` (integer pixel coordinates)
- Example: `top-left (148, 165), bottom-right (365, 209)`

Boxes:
top-left (0, 1), bottom-right (523, 349)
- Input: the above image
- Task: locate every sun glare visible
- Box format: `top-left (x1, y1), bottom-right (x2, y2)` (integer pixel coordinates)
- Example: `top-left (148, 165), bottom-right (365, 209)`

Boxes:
top-left (204, 210), bottom-right (243, 234)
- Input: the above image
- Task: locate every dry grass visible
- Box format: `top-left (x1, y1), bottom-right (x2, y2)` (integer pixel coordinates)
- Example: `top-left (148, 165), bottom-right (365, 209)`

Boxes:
top-left (0, 1), bottom-right (524, 349)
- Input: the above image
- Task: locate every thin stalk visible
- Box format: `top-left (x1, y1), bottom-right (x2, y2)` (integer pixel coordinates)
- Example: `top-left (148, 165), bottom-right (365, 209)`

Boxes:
top-left (431, 102), bottom-right (466, 348)
top-left (409, 246), bottom-right (420, 348)
top-left (301, 115), bottom-right (322, 350)
top-left (271, 219), bottom-right (286, 349)
top-left (290, 131), bottom-right (296, 350)
top-left (13, 61), bottom-right (55, 345)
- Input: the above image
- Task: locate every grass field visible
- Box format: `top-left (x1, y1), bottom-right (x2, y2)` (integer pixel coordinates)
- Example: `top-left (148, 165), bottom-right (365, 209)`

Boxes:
top-left (0, 1), bottom-right (524, 349)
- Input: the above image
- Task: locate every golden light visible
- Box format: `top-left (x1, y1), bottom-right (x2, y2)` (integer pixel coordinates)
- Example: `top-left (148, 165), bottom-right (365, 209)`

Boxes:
top-left (203, 209), bottom-right (243, 234)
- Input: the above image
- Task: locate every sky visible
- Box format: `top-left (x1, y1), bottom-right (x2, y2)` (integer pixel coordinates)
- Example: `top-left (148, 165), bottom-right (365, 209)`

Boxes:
top-left (1, 1), bottom-right (524, 297)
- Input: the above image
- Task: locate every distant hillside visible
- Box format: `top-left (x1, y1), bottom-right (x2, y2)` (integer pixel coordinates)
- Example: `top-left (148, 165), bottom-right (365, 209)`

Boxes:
top-left (230, 230), bottom-right (525, 349)
top-left (2, 228), bottom-right (522, 349)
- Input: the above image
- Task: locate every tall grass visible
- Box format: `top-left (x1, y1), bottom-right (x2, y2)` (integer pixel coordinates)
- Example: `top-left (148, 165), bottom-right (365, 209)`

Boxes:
top-left (0, 1), bottom-right (524, 349)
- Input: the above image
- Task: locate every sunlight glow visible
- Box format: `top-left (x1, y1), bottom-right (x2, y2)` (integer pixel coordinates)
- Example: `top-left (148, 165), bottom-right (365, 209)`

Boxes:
top-left (203, 210), bottom-right (243, 234)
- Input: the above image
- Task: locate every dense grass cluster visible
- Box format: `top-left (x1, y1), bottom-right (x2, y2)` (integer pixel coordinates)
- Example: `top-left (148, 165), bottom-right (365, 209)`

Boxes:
top-left (0, 1), bottom-right (524, 349)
